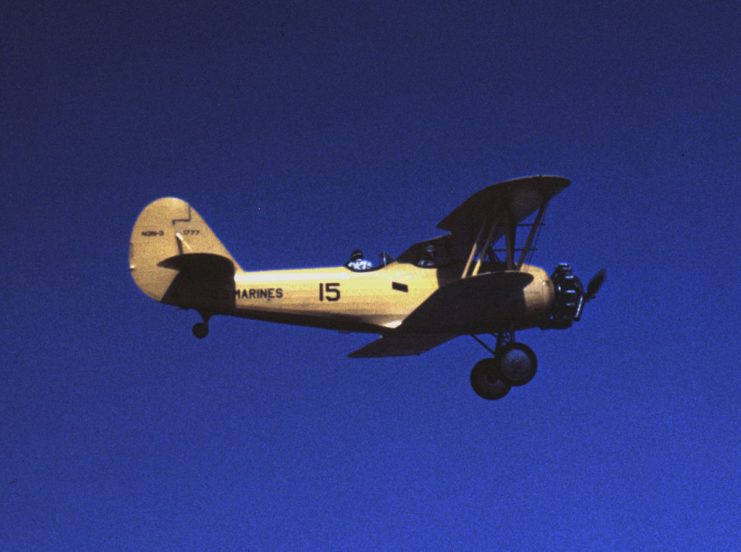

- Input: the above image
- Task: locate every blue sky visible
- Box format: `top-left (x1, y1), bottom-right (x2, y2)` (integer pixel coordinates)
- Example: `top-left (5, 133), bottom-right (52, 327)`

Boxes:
top-left (1, 1), bottom-right (739, 550)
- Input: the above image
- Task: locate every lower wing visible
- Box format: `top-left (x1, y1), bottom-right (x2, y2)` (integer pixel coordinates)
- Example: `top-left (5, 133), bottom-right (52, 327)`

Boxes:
top-left (348, 333), bottom-right (456, 358)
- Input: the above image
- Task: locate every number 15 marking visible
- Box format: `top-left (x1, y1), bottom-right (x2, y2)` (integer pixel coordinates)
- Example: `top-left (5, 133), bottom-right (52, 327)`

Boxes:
top-left (319, 283), bottom-right (341, 301)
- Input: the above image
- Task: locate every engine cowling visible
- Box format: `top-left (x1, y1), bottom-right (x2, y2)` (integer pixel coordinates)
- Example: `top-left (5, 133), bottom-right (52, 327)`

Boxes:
top-left (542, 263), bottom-right (584, 329)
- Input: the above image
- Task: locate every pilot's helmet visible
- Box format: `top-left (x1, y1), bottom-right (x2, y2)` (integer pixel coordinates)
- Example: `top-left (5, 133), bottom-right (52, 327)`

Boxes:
top-left (351, 249), bottom-right (364, 260)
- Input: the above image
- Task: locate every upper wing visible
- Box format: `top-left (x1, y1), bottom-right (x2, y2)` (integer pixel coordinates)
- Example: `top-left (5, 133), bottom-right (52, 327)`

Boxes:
top-left (438, 175), bottom-right (570, 237)
top-left (398, 176), bottom-right (570, 272)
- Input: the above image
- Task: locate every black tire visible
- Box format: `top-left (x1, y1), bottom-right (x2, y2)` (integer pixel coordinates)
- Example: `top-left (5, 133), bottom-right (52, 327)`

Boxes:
top-left (470, 358), bottom-right (511, 400)
top-left (498, 343), bottom-right (537, 387)
top-left (192, 322), bottom-right (208, 339)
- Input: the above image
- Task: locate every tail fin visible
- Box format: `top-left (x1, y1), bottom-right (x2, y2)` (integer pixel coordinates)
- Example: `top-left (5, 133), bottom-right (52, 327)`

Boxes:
top-left (129, 197), bottom-right (242, 302)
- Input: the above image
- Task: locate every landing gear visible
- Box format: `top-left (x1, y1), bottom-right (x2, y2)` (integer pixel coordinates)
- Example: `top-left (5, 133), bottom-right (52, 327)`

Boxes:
top-left (469, 332), bottom-right (538, 400)
top-left (192, 322), bottom-right (208, 339)
top-left (192, 312), bottom-right (210, 339)
top-left (498, 343), bottom-right (537, 386)
top-left (470, 358), bottom-right (511, 400)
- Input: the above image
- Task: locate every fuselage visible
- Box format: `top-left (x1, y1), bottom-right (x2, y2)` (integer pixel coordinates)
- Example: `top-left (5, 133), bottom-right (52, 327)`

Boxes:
top-left (224, 262), bottom-right (555, 334)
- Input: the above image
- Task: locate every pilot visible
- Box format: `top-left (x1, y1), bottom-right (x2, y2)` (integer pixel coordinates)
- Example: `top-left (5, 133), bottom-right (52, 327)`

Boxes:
top-left (347, 249), bottom-right (374, 271)
top-left (418, 244), bottom-right (436, 268)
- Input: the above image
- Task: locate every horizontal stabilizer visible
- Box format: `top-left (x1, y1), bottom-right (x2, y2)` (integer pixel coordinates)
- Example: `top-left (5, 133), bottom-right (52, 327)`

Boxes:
top-left (158, 253), bottom-right (236, 310)
top-left (158, 252), bottom-right (237, 274)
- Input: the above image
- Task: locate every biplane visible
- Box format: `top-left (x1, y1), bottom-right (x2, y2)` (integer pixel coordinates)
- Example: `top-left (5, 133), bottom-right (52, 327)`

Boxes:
top-left (129, 176), bottom-right (603, 400)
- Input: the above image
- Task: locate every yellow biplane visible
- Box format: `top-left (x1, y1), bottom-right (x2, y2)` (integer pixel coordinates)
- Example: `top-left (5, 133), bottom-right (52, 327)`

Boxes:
top-left (129, 176), bottom-right (603, 400)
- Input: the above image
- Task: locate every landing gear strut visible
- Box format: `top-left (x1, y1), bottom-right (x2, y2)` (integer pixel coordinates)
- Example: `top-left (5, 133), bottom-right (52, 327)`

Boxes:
top-left (469, 331), bottom-right (538, 400)
top-left (192, 313), bottom-right (210, 339)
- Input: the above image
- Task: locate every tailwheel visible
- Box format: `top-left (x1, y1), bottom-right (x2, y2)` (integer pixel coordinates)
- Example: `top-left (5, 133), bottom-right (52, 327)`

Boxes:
top-left (498, 343), bottom-right (537, 386)
top-left (470, 358), bottom-right (511, 400)
top-left (192, 321), bottom-right (209, 339)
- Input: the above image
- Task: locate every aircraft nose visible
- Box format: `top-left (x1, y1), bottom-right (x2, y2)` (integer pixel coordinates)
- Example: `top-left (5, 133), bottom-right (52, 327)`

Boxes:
top-left (544, 263), bottom-right (584, 328)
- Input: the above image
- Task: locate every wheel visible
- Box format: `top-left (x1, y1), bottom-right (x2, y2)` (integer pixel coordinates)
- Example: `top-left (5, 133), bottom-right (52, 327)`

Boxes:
top-left (498, 343), bottom-right (537, 386)
top-left (192, 322), bottom-right (208, 339)
top-left (470, 358), bottom-right (511, 400)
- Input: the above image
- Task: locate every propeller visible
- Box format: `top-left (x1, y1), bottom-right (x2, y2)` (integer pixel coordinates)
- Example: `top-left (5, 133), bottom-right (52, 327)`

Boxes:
top-left (584, 268), bottom-right (606, 302)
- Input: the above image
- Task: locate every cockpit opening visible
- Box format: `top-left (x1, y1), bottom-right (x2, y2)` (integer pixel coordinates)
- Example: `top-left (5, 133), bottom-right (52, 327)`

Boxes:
top-left (345, 250), bottom-right (394, 272)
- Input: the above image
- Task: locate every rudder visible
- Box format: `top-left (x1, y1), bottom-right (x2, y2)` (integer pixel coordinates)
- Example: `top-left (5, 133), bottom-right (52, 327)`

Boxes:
top-left (129, 197), bottom-right (242, 302)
